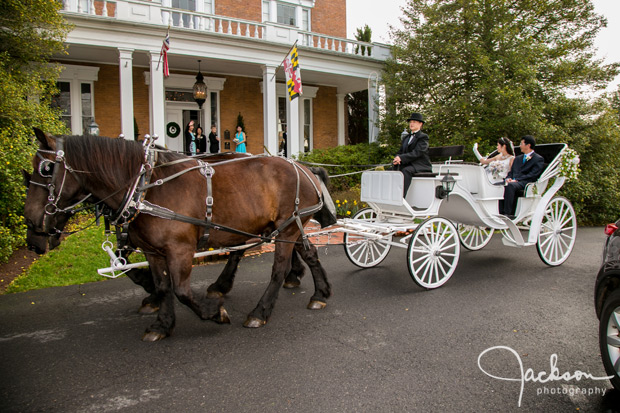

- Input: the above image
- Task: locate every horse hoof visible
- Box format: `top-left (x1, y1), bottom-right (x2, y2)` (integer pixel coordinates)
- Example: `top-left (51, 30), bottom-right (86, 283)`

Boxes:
top-left (307, 300), bottom-right (327, 310)
top-left (214, 307), bottom-right (231, 324)
top-left (243, 317), bottom-right (266, 328)
top-left (282, 280), bottom-right (300, 289)
top-left (138, 304), bottom-right (159, 315)
top-left (141, 331), bottom-right (167, 342)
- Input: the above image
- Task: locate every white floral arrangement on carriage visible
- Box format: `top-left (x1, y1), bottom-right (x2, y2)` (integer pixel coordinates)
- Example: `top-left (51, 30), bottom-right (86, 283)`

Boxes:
top-left (559, 147), bottom-right (580, 181)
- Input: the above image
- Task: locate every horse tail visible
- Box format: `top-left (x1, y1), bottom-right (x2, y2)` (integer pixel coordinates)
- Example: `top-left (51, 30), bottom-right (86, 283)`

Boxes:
top-left (307, 166), bottom-right (337, 228)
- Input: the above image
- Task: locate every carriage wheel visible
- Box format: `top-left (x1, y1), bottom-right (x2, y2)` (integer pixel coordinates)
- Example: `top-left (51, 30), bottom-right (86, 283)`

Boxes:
top-left (458, 224), bottom-right (493, 251)
top-left (407, 217), bottom-right (460, 289)
top-left (344, 208), bottom-right (392, 268)
top-left (536, 196), bottom-right (577, 266)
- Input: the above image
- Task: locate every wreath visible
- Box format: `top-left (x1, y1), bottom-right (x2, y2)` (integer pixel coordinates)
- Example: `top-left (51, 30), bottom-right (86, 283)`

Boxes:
top-left (166, 122), bottom-right (181, 138)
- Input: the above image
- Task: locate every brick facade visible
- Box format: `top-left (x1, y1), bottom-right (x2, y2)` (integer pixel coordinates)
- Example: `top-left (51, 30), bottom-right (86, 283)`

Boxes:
top-left (312, 85), bottom-right (338, 149)
top-left (312, 0), bottom-right (347, 38)
top-left (215, 0), bottom-right (262, 22)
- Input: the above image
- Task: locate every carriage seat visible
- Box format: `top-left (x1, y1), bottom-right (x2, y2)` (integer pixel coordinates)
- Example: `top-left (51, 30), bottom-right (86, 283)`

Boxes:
top-left (412, 145), bottom-right (464, 177)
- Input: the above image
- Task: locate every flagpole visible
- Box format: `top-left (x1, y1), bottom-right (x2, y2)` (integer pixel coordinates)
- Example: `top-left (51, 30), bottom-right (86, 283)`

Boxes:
top-left (270, 40), bottom-right (299, 82)
top-left (157, 24), bottom-right (171, 71)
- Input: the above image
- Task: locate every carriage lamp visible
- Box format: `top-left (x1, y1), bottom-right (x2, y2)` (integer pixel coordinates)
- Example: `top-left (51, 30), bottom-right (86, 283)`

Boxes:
top-left (193, 60), bottom-right (207, 110)
top-left (87, 119), bottom-right (99, 136)
top-left (436, 171), bottom-right (456, 200)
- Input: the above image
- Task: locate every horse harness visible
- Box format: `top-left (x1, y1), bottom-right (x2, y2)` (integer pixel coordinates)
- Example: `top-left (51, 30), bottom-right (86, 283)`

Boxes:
top-left (35, 135), bottom-right (324, 255)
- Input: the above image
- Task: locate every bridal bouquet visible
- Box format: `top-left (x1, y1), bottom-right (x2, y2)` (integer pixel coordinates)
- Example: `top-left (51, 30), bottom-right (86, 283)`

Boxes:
top-left (488, 161), bottom-right (509, 180)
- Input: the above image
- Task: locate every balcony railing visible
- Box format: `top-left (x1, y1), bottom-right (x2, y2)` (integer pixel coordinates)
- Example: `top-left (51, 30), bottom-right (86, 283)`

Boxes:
top-left (60, 0), bottom-right (390, 60)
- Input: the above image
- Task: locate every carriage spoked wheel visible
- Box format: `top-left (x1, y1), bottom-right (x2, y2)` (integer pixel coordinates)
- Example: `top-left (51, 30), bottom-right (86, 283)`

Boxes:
top-left (536, 196), bottom-right (577, 266)
top-left (407, 217), bottom-right (460, 289)
top-left (457, 224), bottom-right (493, 251)
top-left (344, 208), bottom-right (392, 268)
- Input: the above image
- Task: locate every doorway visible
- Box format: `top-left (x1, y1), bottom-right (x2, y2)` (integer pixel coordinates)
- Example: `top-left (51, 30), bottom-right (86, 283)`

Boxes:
top-left (165, 102), bottom-right (201, 153)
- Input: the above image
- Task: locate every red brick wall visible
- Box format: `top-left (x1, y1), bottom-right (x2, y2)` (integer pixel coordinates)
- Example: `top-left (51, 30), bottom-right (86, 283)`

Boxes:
top-left (132, 68), bottom-right (150, 140)
top-left (93, 65), bottom-right (120, 138)
top-left (312, 85), bottom-right (338, 149)
top-left (312, 0), bottom-right (347, 38)
top-left (215, 0), bottom-right (262, 22)
top-left (214, 0), bottom-right (347, 38)
top-left (218, 75), bottom-right (264, 153)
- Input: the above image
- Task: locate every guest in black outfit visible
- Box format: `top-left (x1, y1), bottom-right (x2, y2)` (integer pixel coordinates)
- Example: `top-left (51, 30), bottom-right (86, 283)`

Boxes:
top-left (208, 125), bottom-right (219, 154)
top-left (499, 135), bottom-right (545, 217)
top-left (196, 125), bottom-right (207, 154)
top-left (392, 112), bottom-right (432, 196)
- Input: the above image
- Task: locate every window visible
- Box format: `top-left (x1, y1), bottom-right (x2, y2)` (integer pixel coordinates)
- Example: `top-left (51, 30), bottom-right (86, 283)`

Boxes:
top-left (171, 0), bottom-right (196, 27)
top-left (80, 83), bottom-right (94, 133)
top-left (52, 82), bottom-right (71, 130)
top-left (262, 1), bottom-right (269, 22)
top-left (210, 92), bottom-right (218, 128)
top-left (277, 3), bottom-right (295, 26)
top-left (302, 9), bottom-right (310, 31)
top-left (303, 99), bottom-right (312, 152)
top-left (53, 65), bottom-right (99, 135)
top-left (52, 81), bottom-right (95, 134)
top-left (204, 0), bottom-right (213, 14)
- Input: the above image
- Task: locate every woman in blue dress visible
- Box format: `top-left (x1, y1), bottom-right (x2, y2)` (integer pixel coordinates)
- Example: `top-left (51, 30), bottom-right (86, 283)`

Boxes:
top-left (184, 120), bottom-right (197, 155)
top-left (234, 125), bottom-right (247, 153)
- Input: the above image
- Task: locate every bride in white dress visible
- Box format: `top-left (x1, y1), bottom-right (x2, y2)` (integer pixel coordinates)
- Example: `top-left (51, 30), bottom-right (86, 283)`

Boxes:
top-left (474, 137), bottom-right (515, 184)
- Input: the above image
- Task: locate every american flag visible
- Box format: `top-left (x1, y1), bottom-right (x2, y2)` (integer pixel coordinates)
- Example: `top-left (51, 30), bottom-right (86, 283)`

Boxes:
top-left (160, 32), bottom-right (170, 78)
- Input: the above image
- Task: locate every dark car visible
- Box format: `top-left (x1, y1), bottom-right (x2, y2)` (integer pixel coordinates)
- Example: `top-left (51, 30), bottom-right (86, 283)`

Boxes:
top-left (595, 218), bottom-right (620, 390)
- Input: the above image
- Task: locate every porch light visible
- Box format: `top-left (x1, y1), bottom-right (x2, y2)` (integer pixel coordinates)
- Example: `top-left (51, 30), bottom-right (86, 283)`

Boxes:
top-left (87, 119), bottom-right (99, 136)
top-left (193, 60), bottom-right (207, 109)
top-left (436, 171), bottom-right (456, 200)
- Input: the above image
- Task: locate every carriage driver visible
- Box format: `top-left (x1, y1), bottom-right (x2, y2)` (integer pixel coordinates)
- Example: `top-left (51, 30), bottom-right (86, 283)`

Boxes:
top-left (392, 113), bottom-right (432, 196)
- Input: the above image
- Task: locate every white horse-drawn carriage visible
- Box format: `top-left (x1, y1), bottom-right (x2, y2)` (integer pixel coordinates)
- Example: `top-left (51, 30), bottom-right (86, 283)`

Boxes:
top-left (329, 143), bottom-right (577, 289)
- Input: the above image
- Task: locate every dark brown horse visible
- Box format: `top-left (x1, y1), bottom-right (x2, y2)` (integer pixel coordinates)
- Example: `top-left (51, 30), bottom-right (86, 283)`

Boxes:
top-left (24, 129), bottom-right (332, 341)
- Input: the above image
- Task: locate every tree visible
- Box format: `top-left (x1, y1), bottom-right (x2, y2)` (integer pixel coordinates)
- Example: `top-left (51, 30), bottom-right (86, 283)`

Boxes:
top-left (355, 24), bottom-right (372, 57)
top-left (380, 0), bottom-right (620, 223)
top-left (0, 0), bottom-right (70, 262)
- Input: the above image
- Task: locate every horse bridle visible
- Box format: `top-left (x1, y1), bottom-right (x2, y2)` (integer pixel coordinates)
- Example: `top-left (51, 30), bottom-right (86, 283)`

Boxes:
top-left (31, 137), bottom-right (93, 234)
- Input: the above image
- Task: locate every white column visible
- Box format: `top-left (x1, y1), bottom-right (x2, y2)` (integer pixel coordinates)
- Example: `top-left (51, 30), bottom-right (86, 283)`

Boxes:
top-left (336, 93), bottom-right (345, 146)
top-left (287, 96), bottom-right (300, 157)
top-left (149, 51), bottom-right (166, 146)
top-left (368, 72), bottom-right (380, 143)
top-left (118, 48), bottom-right (134, 140)
top-left (262, 65), bottom-right (278, 155)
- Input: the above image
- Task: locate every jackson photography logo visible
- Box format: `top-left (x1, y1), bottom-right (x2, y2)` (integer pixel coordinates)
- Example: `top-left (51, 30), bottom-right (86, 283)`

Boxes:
top-left (477, 346), bottom-right (613, 407)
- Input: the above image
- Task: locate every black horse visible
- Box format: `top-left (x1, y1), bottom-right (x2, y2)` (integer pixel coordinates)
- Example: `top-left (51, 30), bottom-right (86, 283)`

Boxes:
top-left (24, 129), bottom-right (332, 341)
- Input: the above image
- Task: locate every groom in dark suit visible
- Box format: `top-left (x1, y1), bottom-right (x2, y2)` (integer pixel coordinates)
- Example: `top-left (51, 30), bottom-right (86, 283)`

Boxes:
top-left (392, 113), bottom-right (432, 196)
top-left (500, 135), bottom-right (545, 216)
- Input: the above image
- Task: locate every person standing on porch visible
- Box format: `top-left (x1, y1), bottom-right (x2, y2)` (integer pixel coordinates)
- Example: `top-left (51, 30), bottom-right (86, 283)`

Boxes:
top-left (185, 120), bottom-right (197, 155)
top-left (234, 125), bottom-right (247, 153)
top-left (208, 125), bottom-right (220, 154)
top-left (392, 113), bottom-right (432, 196)
top-left (196, 125), bottom-right (207, 154)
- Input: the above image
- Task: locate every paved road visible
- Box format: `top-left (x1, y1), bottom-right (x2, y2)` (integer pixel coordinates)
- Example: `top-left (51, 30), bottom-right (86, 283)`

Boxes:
top-left (1, 227), bottom-right (619, 412)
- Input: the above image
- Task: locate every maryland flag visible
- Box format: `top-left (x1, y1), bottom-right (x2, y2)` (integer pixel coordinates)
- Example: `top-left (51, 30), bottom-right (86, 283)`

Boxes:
top-left (283, 45), bottom-right (302, 100)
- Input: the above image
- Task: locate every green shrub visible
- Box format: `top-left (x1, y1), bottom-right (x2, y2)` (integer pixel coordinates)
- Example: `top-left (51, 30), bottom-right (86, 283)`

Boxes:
top-left (298, 142), bottom-right (395, 192)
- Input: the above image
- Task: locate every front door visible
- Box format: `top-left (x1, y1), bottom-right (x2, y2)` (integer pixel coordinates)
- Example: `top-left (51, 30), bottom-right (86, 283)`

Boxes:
top-left (165, 104), bottom-right (201, 153)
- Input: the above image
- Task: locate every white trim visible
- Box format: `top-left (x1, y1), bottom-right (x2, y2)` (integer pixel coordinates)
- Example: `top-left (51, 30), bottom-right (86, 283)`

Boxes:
top-left (143, 72), bottom-right (226, 91)
top-left (57, 64), bottom-right (100, 82)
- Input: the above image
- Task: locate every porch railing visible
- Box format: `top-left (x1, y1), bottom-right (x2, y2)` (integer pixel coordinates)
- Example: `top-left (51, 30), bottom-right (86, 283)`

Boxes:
top-left (60, 0), bottom-right (390, 60)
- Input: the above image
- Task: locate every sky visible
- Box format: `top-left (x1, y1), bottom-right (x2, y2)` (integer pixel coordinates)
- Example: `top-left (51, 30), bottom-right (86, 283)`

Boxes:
top-left (346, 0), bottom-right (620, 91)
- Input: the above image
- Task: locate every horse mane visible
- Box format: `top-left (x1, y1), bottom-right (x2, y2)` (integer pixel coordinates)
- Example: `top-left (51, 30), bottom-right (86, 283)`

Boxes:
top-left (63, 135), bottom-right (147, 190)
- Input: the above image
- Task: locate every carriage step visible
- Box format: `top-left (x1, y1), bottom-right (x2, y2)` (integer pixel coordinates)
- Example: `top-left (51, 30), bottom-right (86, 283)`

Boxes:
top-left (496, 215), bottom-right (525, 247)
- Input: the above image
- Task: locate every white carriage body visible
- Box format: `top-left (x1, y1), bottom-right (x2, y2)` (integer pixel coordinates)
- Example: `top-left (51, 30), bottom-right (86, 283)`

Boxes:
top-left (359, 143), bottom-right (569, 248)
